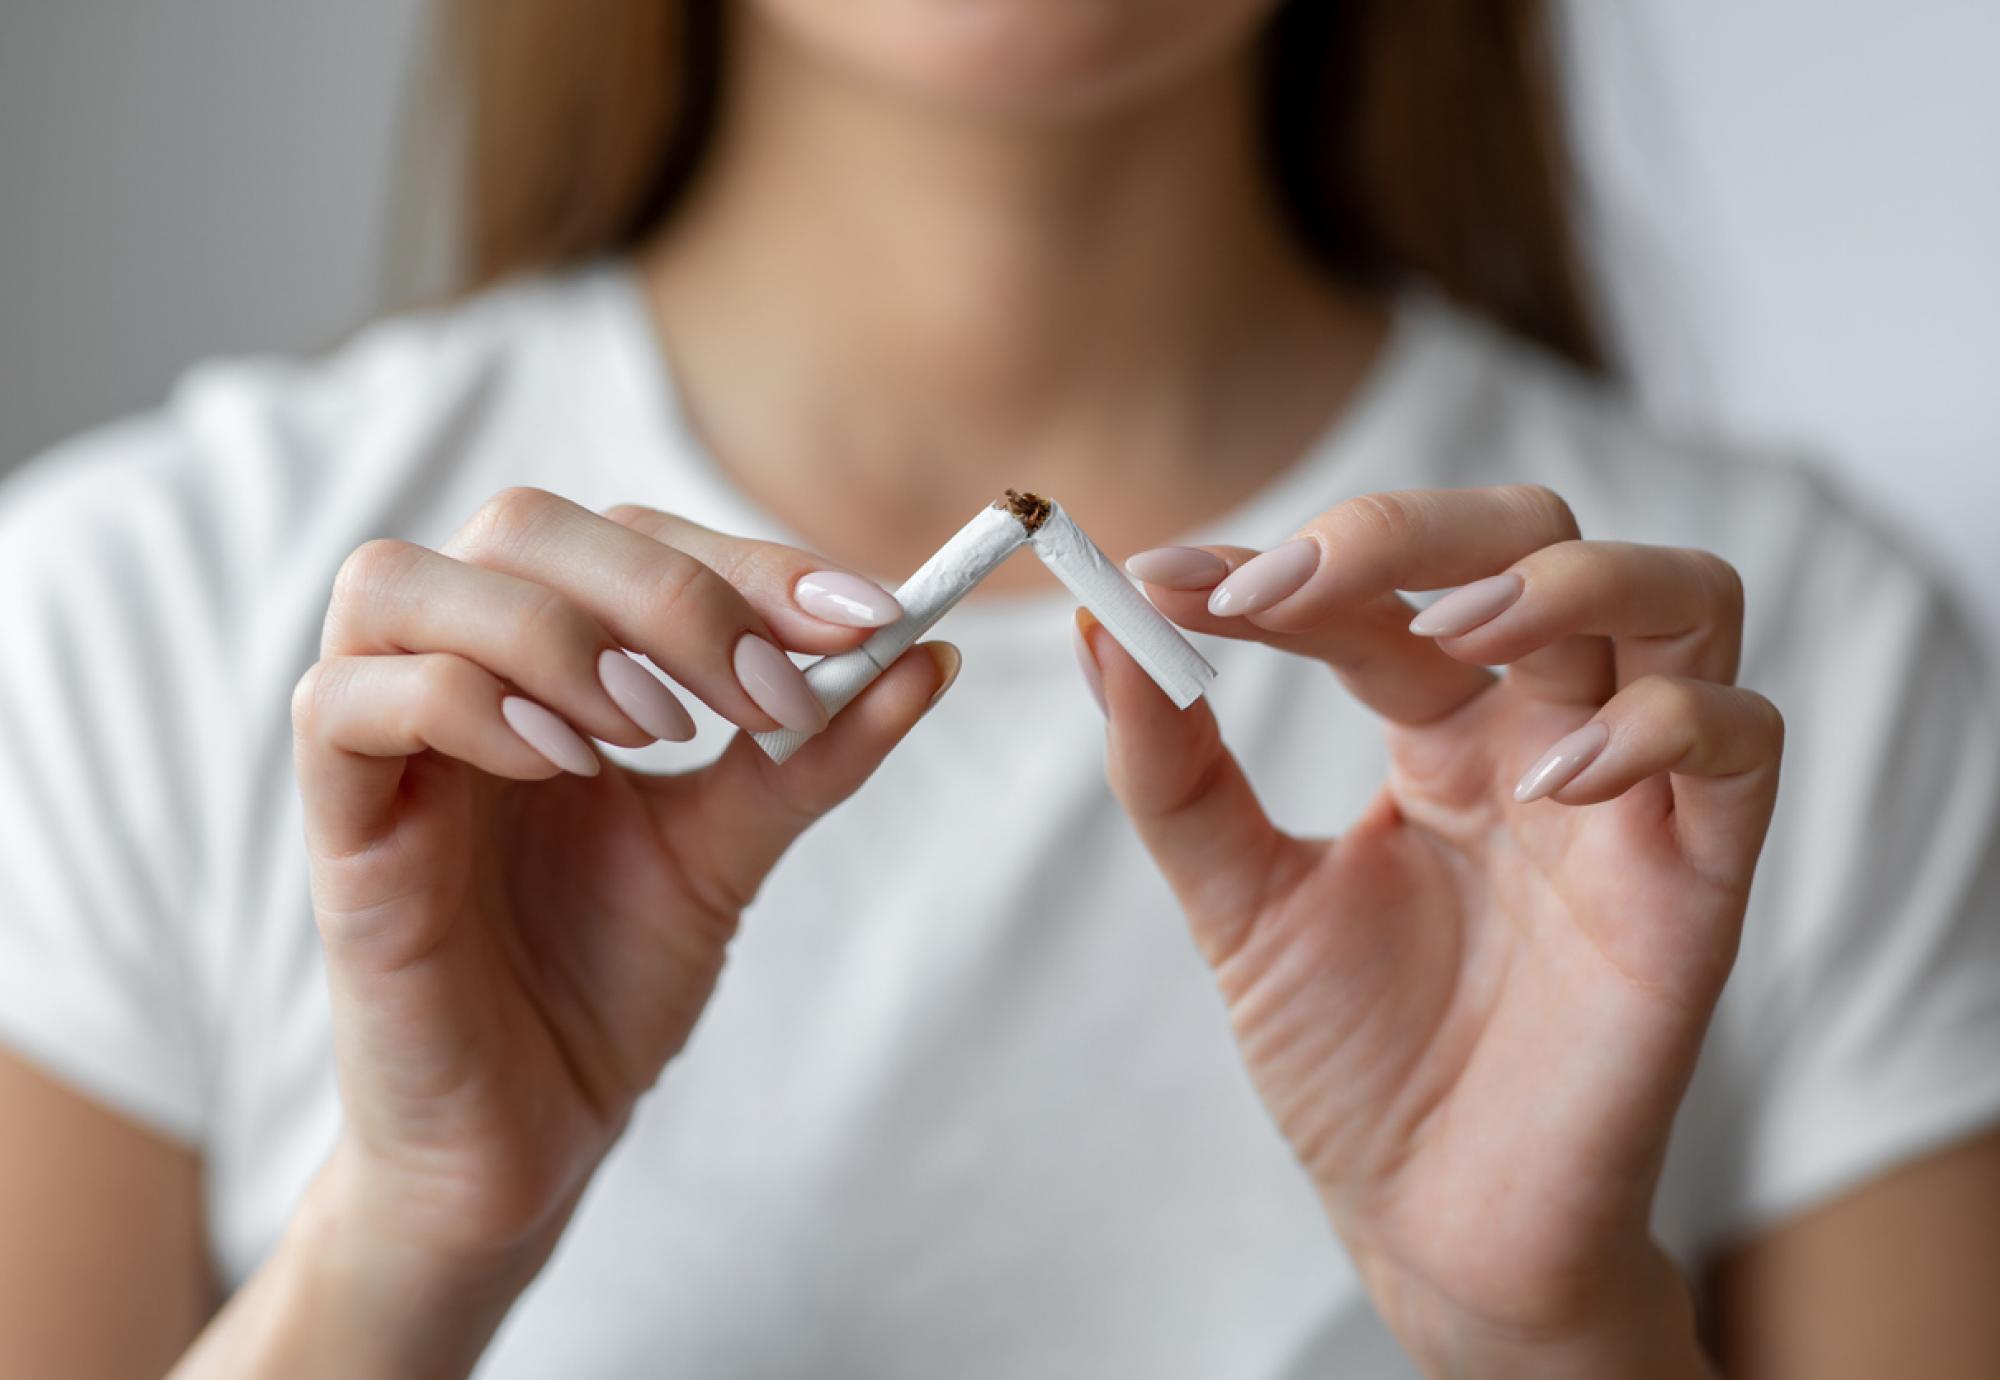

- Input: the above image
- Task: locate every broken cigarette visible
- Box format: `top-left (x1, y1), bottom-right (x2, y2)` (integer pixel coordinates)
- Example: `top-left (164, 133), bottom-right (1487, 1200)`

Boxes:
top-left (753, 489), bottom-right (1216, 763)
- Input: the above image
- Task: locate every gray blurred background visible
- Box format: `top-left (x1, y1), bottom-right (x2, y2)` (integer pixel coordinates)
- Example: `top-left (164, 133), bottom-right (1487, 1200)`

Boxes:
top-left (0, 2), bottom-right (423, 461)
top-left (2, 1), bottom-right (1996, 645)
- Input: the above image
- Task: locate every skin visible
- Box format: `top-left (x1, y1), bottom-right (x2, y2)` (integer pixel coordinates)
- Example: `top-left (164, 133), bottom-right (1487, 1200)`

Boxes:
top-left (1088, 508), bottom-right (1763, 1377)
top-left (4, 1), bottom-right (1999, 1375)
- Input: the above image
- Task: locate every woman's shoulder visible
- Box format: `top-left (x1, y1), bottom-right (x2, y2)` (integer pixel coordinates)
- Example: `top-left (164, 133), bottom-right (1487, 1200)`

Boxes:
top-left (1398, 304), bottom-right (2000, 1252)
top-left (0, 273), bottom-right (613, 1148)
top-left (0, 265), bottom-right (639, 576)
top-left (1401, 295), bottom-right (1973, 684)
top-left (1407, 295), bottom-right (1820, 530)
top-left (0, 265), bottom-right (686, 808)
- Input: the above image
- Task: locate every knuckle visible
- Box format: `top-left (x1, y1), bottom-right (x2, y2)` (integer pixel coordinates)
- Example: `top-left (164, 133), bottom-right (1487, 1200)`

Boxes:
top-left (461, 485), bottom-right (558, 555)
top-left (332, 537), bottom-right (421, 608)
top-left (1339, 490), bottom-right (1418, 547)
top-left (1519, 538), bottom-right (1591, 588)
top-left (1691, 549), bottom-right (1746, 621)
top-left (515, 586), bottom-right (599, 655)
top-left (1326, 492), bottom-right (1422, 587)
top-left (1625, 672), bottom-right (1703, 728)
top-left (648, 553), bottom-right (730, 631)
top-left (290, 661), bottom-right (334, 733)
top-left (414, 653), bottom-right (485, 712)
top-left (1510, 484), bottom-right (1579, 540)
top-left (486, 485), bottom-right (555, 527)
top-left (1750, 690), bottom-right (1786, 748)
top-left (601, 501), bottom-right (664, 536)
top-left (695, 541), bottom-right (761, 590)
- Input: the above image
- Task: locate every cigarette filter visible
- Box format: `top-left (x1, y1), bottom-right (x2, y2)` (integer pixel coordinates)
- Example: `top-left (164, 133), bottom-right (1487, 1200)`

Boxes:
top-left (752, 490), bottom-right (1215, 763)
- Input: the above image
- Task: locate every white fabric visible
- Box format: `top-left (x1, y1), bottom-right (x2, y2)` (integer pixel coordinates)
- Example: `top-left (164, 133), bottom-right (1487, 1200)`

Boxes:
top-left (1, 264), bottom-right (1996, 1377)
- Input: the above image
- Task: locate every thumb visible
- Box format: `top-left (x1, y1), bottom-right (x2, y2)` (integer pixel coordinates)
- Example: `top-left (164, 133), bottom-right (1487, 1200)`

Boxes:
top-left (1081, 611), bottom-right (1308, 965)
top-left (656, 641), bottom-right (960, 912)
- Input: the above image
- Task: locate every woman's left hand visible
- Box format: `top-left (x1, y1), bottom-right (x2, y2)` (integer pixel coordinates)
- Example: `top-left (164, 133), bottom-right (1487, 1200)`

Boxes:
top-left (1086, 485), bottom-right (1781, 1378)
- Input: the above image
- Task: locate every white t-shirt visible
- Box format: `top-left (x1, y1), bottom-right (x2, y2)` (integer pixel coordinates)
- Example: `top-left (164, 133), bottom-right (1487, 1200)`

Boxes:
top-left (2, 264), bottom-right (1997, 1377)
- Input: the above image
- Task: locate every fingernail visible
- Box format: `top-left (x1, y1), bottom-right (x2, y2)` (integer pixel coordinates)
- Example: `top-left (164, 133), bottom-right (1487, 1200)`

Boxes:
top-left (598, 649), bottom-right (696, 742)
top-left (1207, 538), bottom-right (1319, 617)
top-left (501, 695), bottom-right (601, 777)
top-left (923, 642), bottom-right (962, 711)
top-left (795, 570), bottom-right (903, 627)
top-left (1408, 573), bottom-right (1525, 638)
top-left (1514, 721), bottom-right (1610, 803)
top-left (1124, 545), bottom-right (1229, 589)
top-left (1072, 608), bottom-right (1107, 714)
top-left (733, 632), bottom-right (827, 734)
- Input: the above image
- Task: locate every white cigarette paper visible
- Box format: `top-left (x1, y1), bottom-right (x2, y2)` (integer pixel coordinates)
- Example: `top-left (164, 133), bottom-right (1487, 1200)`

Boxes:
top-left (753, 491), bottom-right (1215, 763)
top-left (1028, 503), bottom-right (1216, 711)
top-left (753, 502), bottom-right (1029, 763)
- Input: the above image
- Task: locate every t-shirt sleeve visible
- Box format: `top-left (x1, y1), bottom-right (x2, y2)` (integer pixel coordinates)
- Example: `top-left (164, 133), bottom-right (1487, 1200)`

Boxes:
top-left (1668, 481), bottom-right (2000, 1251)
top-left (0, 419), bottom-right (231, 1145)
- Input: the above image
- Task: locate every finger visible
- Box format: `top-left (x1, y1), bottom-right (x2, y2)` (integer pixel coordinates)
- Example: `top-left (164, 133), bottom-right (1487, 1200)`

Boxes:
top-left (603, 504), bottom-right (903, 648)
top-left (1517, 675), bottom-right (1784, 889)
top-left (1132, 545), bottom-right (1495, 725)
top-left (1154, 487), bottom-right (1598, 718)
top-left (292, 653), bottom-right (595, 858)
top-left (1126, 487), bottom-right (1576, 716)
top-left (1250, 485), bottom-right (1583, 613)
top-left (322, 538), bottom-right (693, 748)
top-left (1283, 486), bottom-right (1609, 707)
top-left (439, 487), bottom-right (851, 734)
top-left (1082, 612), bottom-right (1315, 965)
top-left (1415, 542), bottom-right (1744, 702)
top-left (653, 642), bottom-right (961, 915)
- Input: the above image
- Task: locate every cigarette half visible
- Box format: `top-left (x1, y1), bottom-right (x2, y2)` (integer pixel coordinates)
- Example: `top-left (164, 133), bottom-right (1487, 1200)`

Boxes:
top-left (752, 499), bottom-right (1031, 763)
top-left (752, 490), bottom-right (1215, 763)
top-left (1030, 501), bottom-right (1215, 710)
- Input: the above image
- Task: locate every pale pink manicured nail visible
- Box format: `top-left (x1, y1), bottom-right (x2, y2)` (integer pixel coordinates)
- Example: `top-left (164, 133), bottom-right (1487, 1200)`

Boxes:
top-left (1408, 573), bottom-right (1525, 638)
top-left (1124, 545), bottom-right (1229, 590)
top-left (597, 649), bottom-right (695, 743)
top-left (1072, 614), bottom-right (1107, 715)
top-left (1207, 538), bottom-right (1320, 617)
top-left (501, 695), bottom-right (601, 777)
top-left (794, 570), bottom-right (902, 627)
top-left (733, 633), bottom-right (827, 734)
top-left (1514, 721), bottom-right (1610, 803)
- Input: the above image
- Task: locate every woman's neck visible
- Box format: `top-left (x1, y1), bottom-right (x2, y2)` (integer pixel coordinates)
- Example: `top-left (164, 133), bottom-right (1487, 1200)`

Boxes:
top-left (640, 8), bottom-right (1384, 589)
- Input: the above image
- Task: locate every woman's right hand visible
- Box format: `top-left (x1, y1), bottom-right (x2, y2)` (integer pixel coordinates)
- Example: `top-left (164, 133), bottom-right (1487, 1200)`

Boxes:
top-left (187, 487), bottom-right (949, 1375)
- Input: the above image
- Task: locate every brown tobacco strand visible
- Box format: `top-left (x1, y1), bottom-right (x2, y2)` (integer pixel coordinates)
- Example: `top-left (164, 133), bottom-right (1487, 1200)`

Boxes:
top-left (996, 488), bottom-right (1052, 533)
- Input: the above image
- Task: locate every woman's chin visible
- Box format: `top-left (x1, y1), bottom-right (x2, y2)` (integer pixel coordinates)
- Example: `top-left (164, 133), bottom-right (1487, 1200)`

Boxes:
top-left (754, 0), bottom-right (1281, 126)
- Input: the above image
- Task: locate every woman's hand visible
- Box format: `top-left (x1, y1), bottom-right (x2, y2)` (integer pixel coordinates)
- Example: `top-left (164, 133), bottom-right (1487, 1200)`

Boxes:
top-left (178, 487), bottom-right (951, 1378)
top-left (1091, 486), bottom-right (1779, 1378)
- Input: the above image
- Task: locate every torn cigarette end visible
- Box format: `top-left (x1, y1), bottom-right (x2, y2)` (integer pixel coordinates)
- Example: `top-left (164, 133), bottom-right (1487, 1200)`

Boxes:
top-left (752, 492), bottom-right (1213, 763)
top-left (996, 488), bottom-right (1052, 533)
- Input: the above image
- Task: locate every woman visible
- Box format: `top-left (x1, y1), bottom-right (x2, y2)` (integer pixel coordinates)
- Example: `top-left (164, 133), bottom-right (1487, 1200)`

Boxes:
top-left (2, 1), bottom-right (1997, 1375)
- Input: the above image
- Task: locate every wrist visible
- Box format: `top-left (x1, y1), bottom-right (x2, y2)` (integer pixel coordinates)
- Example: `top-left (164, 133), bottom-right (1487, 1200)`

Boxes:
top-left (173, 1144), bottom-right (556, 1379)
top-left (1387, 1237), bottom-right (1713, 1380)
top-left (292, 1140), bottom-right (557, 1352)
